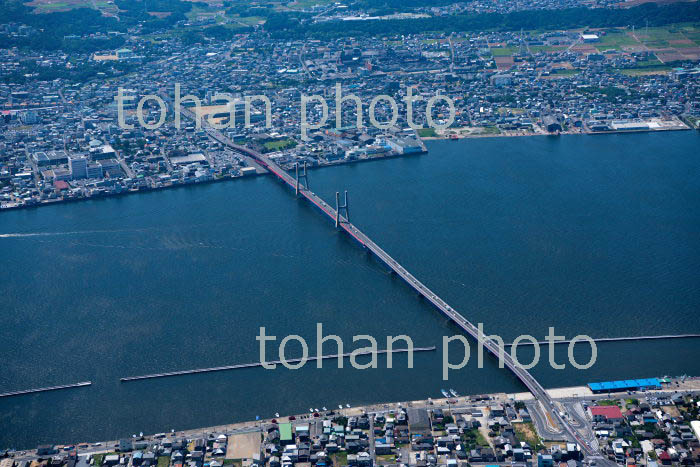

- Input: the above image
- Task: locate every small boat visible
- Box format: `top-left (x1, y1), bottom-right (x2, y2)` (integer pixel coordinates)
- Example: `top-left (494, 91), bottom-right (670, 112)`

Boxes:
top-left (441, 389), bottom-right (450, 398)
top-left (275, 413), bottom-right (280, 418)
top-left (450, 389), bottom-right (459, 397)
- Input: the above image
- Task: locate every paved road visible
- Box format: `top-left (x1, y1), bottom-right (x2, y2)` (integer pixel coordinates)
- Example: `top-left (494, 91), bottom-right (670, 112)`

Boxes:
top-left (562, 401), bottom-right (598, 451)
top-left (526, 401), bottom-right (567, 442)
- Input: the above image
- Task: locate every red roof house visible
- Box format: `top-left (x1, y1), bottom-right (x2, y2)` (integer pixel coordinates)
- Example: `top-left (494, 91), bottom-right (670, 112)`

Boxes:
top-left (54, 180), bottom-right (69, 191)
top-left (588, 405), bottom-right (624, 422)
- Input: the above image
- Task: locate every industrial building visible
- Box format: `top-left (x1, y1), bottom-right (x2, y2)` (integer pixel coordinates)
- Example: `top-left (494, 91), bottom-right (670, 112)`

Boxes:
top-left (588, 378), bottom-right (662, 393)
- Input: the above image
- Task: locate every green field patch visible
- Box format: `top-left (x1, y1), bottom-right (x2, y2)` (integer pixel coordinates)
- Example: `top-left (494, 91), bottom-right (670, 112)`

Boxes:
top-left (330, 452), bottom-right (348, 466)
top-left (235, 16), bottom-right (265, 25)
top-left (286, 0), bottom-right (337, 10)
top-left (529, 45), bottom-right (565, 53)
top-left (478, 125), bottom-right (501, 135)
top-left (635, 57), bottom-right (664, 67)
top-left (34, 1), bottom-right (71, 11)
top-left (596, 31), bottom-right (639, 50)
top-left (685, 115), bottom-right (700, 129)
top-left (490, 47), bottom-right (516, 56)
top-left (186, 3), bottom-right (220, 20)
top-left (461, 427), bottom-right (489, 449)
top-left (263, 138), bottom-right (297, 152)
top-left (513, 422), bottom-right (544, 451)
top-left (619, 67), bottom-right (671, 76)
top-left (617, 58), bottom-right (671, 75)
top-left (685, 30), bottom-right (700, 45)
top-left (93, 453), bottom-right (119, 467)
top-left (637, 25), bottom-right (699, 48)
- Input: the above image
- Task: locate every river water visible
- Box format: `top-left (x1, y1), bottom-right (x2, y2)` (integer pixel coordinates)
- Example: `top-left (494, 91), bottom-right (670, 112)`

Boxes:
top-left (1, 132), bottom-right (698, 448)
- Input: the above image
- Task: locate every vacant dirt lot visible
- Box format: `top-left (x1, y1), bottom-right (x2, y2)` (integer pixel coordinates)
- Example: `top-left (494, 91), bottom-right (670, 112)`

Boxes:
top-left (227, 432), bottom-right (262, 460)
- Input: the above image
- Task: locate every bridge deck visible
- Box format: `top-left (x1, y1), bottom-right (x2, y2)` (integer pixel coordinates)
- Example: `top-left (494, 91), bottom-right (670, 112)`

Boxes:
top-left (209, 129), bottom-right (546, 391)
top-left (194, 116), bottom-right (604, 460)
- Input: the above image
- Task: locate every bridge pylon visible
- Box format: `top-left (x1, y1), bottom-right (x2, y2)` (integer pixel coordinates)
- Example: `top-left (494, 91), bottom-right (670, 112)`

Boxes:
top-left (335, 190), bottom-right (349, 228)
top-left (295, 162), bottom-right (309, 196)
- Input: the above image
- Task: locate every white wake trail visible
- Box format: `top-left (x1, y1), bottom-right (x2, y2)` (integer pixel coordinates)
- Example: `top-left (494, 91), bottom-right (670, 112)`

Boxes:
top-left (0, 229), bottom-right (150, 238)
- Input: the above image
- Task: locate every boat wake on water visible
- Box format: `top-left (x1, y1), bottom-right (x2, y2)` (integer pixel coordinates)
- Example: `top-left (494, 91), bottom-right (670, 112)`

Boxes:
top-left (0, 228), bottom-right (153, 238)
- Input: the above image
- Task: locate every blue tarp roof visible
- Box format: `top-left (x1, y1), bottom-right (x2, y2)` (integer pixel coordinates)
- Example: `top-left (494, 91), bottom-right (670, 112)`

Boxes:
top-left (588, 378), bottom-right (661, 392)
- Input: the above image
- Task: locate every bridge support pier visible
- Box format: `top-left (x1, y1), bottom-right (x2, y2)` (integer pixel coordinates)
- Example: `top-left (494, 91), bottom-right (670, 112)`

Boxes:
top-left (335, 190), bottom-right (349, 228)
top-left (295, 162), bottom-right (309, 196)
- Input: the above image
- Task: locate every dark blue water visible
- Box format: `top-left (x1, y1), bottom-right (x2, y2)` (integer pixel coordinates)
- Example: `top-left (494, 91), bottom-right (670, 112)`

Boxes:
top-left (1, 132), bottom-right (699, 449)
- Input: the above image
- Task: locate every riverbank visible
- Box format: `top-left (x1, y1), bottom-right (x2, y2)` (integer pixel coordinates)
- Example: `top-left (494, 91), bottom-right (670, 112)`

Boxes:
top-left (0, 148), bottom-right (426, 213)
top-left (7, 376), bottom-right (700, 454)
top-left (420, 116), bottom-right (691, 140)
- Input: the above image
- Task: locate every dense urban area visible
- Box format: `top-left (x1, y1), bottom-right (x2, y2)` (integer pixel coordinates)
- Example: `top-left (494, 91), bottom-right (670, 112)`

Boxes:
top-left (1, 0), bottom-right (699, 209)
top-left (3, 378), bottom-right (700, 467)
